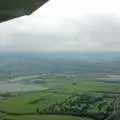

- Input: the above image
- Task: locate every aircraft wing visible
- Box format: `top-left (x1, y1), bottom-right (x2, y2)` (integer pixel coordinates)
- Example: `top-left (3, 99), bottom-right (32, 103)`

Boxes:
top-left (0, 0), bottom-right (49, 22)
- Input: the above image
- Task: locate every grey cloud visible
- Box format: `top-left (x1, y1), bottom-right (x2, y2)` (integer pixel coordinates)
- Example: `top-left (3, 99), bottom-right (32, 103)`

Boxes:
top-left (0, 13), bottom-right (120, 52)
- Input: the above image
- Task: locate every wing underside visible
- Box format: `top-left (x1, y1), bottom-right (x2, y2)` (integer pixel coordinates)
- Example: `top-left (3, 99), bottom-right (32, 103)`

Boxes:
top-left (0, 0), bottom-right (49, 22)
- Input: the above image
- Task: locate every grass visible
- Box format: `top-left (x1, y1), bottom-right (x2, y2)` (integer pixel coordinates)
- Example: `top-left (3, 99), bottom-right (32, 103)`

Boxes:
top-left (0, 91), bottom-right (67, 113)
top-left (0, 76), bottom-right (119, 113)
top-left (0, 75), bottom-right (120, 119)
top-left (11, 115), bottom-right (93, 120)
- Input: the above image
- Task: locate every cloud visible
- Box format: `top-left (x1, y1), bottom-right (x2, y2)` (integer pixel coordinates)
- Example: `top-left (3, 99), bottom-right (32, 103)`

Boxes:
top-left (0, 0), bottom-right (120, 52)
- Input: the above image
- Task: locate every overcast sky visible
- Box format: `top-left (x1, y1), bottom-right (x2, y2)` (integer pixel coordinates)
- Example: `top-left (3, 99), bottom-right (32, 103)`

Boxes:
top-left (0, 0), bottom-right (120, 52)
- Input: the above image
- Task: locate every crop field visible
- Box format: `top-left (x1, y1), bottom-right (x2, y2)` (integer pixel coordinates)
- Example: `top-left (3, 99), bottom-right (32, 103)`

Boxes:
top-left (11, 115), bottom-right (92, 120)
top-left (0, 74), bottom-right (120, 120)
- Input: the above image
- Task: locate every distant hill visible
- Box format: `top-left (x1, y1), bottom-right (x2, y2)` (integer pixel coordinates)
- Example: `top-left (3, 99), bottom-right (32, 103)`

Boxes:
top-left (0, 52), bottom-right (120, 80)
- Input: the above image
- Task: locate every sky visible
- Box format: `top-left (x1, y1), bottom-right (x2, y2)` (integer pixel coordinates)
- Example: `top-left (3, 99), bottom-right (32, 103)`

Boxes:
top-left (0, 0), bottom-right (120, 52)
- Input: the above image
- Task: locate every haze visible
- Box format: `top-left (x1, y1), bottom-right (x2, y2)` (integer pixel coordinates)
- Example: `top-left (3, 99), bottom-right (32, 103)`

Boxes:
top-left (0, 0), bottom-right (120, 52)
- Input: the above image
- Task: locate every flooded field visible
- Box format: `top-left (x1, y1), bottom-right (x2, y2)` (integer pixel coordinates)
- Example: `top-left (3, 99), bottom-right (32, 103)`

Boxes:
top-left (0, 83), bottom-right (47, 93)
top-left (99, 75), bottom-right (120, 81)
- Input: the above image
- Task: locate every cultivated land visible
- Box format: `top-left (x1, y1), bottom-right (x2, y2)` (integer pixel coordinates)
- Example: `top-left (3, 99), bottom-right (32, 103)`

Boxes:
top-left (0, 74), bottom-right (120, 120)
top-left (0, 52), bottom-right (120, 120)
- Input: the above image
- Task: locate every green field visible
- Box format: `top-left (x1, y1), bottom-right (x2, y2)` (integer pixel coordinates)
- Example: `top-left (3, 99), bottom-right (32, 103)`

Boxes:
top-left (0, 75), bottom-right (120, 120)
top-left (11, 115), bottom-right (92, 120)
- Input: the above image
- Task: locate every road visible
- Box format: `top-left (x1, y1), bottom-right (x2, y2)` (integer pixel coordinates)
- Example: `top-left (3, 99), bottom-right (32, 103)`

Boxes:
top-left (105, 95), bottom-right (120, 120)
top-left (111, 95), bottom-right (120, 120)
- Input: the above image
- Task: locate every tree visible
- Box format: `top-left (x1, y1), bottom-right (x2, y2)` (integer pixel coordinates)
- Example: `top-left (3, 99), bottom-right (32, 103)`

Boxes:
top-left (36, 108), bottom-right (40, 113)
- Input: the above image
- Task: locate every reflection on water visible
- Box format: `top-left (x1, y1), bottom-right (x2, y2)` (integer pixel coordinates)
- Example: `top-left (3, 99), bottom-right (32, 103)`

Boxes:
top-left (0, 83), bottom-right (46, 93)
top-left (99, 75), bottom-right (120, 81)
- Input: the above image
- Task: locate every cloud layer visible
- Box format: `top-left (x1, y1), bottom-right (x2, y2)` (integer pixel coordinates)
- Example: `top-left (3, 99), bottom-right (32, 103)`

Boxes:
top-left (0, 0), bottom-right (120, 52)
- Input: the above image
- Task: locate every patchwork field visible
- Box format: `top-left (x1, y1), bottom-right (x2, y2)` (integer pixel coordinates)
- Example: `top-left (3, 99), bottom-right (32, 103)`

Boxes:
top-left (0, 74), bottom-right (120, 120)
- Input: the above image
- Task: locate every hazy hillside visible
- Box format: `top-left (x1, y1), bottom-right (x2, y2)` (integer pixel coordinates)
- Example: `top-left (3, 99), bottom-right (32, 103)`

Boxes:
top-left (0, 52), bottom-right (120, 80)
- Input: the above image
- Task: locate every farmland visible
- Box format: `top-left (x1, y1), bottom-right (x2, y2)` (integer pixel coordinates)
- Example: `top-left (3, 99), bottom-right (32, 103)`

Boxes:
top-left (0, 74), bottom-right (120, 120)
top-left (0, 52), bottom-right (120, 120)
